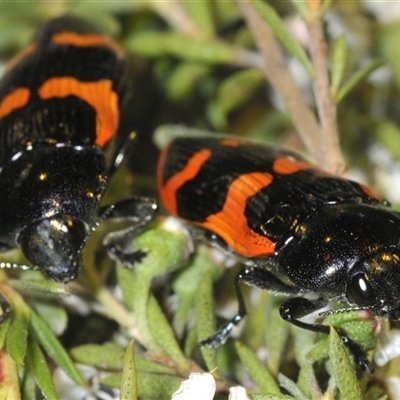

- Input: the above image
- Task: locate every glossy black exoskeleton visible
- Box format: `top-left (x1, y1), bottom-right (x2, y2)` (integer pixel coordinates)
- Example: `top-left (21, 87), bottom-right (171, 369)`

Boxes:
top-left (158, 136), bottom-right (400, 371)
top-left (0, 16), bottom-right (157, 283)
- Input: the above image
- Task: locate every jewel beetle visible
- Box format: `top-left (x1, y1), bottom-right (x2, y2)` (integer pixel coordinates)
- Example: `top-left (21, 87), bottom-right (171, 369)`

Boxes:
top-left (0, 16), bottom-right (157, 283)
top-left (157, 135), bottom-right (400, 371)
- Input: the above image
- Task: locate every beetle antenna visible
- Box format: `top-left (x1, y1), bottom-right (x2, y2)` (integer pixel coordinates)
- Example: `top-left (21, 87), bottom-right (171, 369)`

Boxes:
top-left (319, 305), bottom-right (372, 317)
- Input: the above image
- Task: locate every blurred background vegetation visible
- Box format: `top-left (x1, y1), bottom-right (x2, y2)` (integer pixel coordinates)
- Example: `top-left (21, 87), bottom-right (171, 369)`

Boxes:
top-left (0, 1), bottom-right (400, 399)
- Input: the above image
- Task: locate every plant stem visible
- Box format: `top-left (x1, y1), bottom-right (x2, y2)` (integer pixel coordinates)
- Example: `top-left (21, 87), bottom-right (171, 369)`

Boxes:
top-left (308, 5), bottom-right (345, 173)
top-left (238, 0), bottom-right (324, 165)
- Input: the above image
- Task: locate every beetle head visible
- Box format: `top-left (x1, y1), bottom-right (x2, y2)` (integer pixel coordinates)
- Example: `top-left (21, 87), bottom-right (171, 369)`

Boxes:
top-left (346, 248), bottom-right (400, 320)
top-left (18, 215), bottom-right (88, 283)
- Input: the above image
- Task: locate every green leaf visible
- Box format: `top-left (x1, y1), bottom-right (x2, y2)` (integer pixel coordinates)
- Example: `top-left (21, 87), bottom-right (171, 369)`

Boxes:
top-left (324, 311), bottom-right (377, 351)
top-left (195, 265), bottom-right (218, 373)
top-left (264, 296), bottom-right (290, 376)
top-left (116, 223), bottom-right (188, 352)
top-left (214, 0), bottom-right (242, 26)
top-left (26, 335), bottom-right (58, 400)
top-left (21, 367), bottom-right (36, 400)
top-left (102, 371), bottom-right (183, 400)
top-left (147, 294), bottom-right (190, 369)
top-left (289, 0), bottom-right (310, 21)
top-left (207, 100), bottom-right (228, 130)
top-left (0, 317), bottom-right (11, 349)
top-left (296, 355), bottom-right (321, 399)
top-left (249, 393), bottom-right (295, 400)
top-left (71, 344), bottom-right (176, 374)
top-left (173, 246), bottom-right (222, 339)
top-left (330, 34), bottom-right (348, 96)
top-left (167, 63), bottom-right (210, 101)
top-left (183, 0), bottom-right (215, 37)
top-left (329, 327), bottom-right (363, 400)
top-left (250, 0), bottom-right (313, 75)
top-left (9, 279), bottom-right (71, 297)
top-left (216, 69), bottom-right (264, 115)
top-left (125, 32), bottom-right (236, 64)
top-left (6, 312), bottom-right (28, 365)
top-left (336, 59), bottom-right (385, 103)
top-left (277, 373), bottom-right (309, 400)
top-left (377, 21), bottom-right (400, 88)
top-left (120, 340), bottom-right (137, 400)
top-left (235, 341), bottom-right (280, 394)
top-left (30, 311), bottom-right (85, 386)
top-left (71, 344), bottom-right (125, 369)
top-left (365, 118), bottom-right (400, 160)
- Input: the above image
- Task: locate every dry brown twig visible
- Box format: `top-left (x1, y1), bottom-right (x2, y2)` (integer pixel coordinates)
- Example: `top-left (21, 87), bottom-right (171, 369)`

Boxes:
top-left (307, 1), bottom-right (345, 174)
top-left (239, 0), bottom-right (346, 173)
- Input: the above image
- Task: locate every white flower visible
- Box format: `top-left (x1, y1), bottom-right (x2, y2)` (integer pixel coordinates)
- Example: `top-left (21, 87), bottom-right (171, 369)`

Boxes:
top-left (172, 373), bottom-right (215, 400)
top-left (229, 386), bottom-right (251, 400)
top-left (171, 373), bottom-right (250, 400)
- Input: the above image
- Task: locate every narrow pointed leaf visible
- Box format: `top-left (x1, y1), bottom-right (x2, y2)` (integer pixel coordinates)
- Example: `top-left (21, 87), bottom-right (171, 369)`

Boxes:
top-left (336, 59), bottom-right (385, 103)
top-left (126, 32), bottom-right (236, 64)
top-left (102, 371), bottom-right (183, 399)
top-left (235, 341), bottom-right (280, 394)
top-left (330, 34), bottom-right (348, 96)
top-left (0, 318), bottom-right (11, 350)
top-left (216, 69), bottom-right (264, 115)
top-left (250, 0), bottom-right (313, 75)
top-left (167, 63), bottom-right (210, 101)
top-left (184, 1), bottom-right (215, 37)
top-left (71, 344), bottom-right (125, 369)
top-left (71, 344), bottom-right (175, 374)
top-left (6, 312), bottom-right (28, 365)
top-left (120, 340), bottom-right (137, 400)
top-left (21, 367), bottom-right (36, 400)
top-left (30, 311), bottom-right (85, 386)
top-left (147, 294), bottom-right (190, 369)
top-left (277, 373), bottom-right (309, 400)
top-left (329, 327), bottom-right (362, 400)
top-left (195, 266), bottom-right (218, 374)
top-left (8, 279), bottom-right (71, 297)
top-left (27, 335), bottom-right (58, 400)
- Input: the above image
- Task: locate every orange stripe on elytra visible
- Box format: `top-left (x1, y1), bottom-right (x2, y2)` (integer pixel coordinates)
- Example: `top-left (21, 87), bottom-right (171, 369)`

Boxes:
top-left (273, 157), bottom-right (317, 174)
top-left (202, 172), bottom-right (275, 257)
top-left (0, 87), bottom-right (30, 119)
top-left (38, 77), bottom-right (119, 146)
top-left (52, 32), bottom-right (124, 57)
top-left (160, 149), bottom-right (212, 215)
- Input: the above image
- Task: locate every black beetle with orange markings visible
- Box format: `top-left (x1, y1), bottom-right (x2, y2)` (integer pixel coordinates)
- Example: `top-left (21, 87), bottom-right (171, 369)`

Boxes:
top-left (157, 135), bottom-right (400, 371)
top-left (0, 16), bottom-right (157, 283)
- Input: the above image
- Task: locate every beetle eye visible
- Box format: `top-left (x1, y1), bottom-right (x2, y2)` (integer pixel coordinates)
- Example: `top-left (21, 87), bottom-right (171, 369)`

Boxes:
top-left (346, 272), bottom-right (376, 307)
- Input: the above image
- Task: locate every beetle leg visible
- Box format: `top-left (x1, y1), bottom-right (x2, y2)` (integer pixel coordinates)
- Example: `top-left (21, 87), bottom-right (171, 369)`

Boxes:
top-left (199, 266), bottom-right (299, 348)
top-left (99, 197), bottom-right (158, 266)
top-left (280, 297), bottom-right (373, 372)
top-left (98, 196), bottom-right (158, 222)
